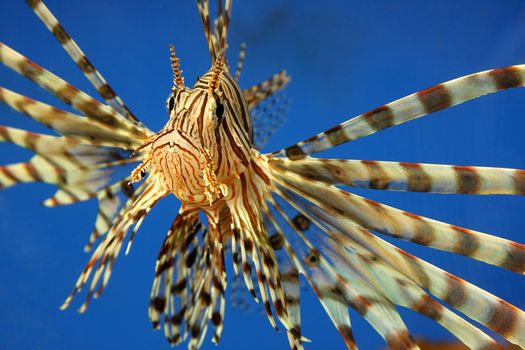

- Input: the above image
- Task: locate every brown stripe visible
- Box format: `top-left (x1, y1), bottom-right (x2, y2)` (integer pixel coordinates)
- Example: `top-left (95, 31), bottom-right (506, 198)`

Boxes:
top-left (385, 330), bottom-right (415, 350)
top-left (132, 208), bottom-right (146, 221)
top-left (263, 254), bottom-right (275, 270)
top-left (104, 187), bottom-right (114, 200)
top-left (453, 166), bottom-right (481, 194)
top-left (450, 225), bottom-right (480, 256)
top-left (150, 296), bottom-right (166, 312)
top-left (0, 165), bottom-right (19, 183)
top-left (417, 84), bottom-right (452, 114)
top-left (224, 73), bottom-right (251, 133)
top-left (52, 24), bottom-right (71, 45)
top-left (23, 162), bottom-right (43, 182)
top-left (76, 56), bottom-right (95, 73)
top-left (155, 256), bottom-right (174, 276)
top-left (274, 299), bottom-right (285, 317)
top-left (489, 66), bottom-right (523, 90)
top-left (399, 249), bottom-right (430, 288)
top-left (122, 105), bottom-right (138, 122)
top-left (185, 247), bottom-right (197, 267)
top-left (26, 0), bottom-right (41, 8)
top-left (285, 296), bottom-right (299, 305)
top-left (513, 169), bottom-right (525, 195)
top-left (281, 269), bottom-right (299, 282)
top-left (213, 276), bottom-right (225, 294)
top-left (168, 335), bottom-right (180, 345)
top-left (400, 162), bottom-right (432, 192)
top-left (325, 284), bottom-right (346, 303)
top-left (500, 241), bottom-right (525, 273)
top-left (337, 324), bottom-right (356, 347)
top-left (185, 91), bottom-right (204, 130)
top-left (24, 130), bottom-right (39, 150)
top-left (54, 82), bottom-right (79, 105)
top-left (363, 105), bottom-right (394, 131)
top-left (211, 311), bottom-right (222, 326)
top-left (363, 197), bottom-right (381, 208)
top-left (98, 84), bottom-right (117, 100)
top-left (250, 159), bottom-right (270, 185)
top-left (19, 59), bottom-right (43, 81)
top-left (0, 126), bottom-right (10, 142)
top-left (257, 271), bottom-right (267, 284)
top-left (442, 273), bottom-right (468, 308)
top-left (171, 305), bottom-right (186, 325)
top-left (243, 238), bottom-right (253, 253)
top-left (350, 295), bottom-right (373, 316)
top-left (190, 324), bottom-right (201, 339)
top-left (413, 294), bottom-right (443, 321)
top-left (200, 291), bottom-right (211, 306)
top-left (14, 96), bottom-right (36, 115)
top-left (486, 299), bottom-right (518, 337)
top-left (284, 144), bottom-right (306, 160)
top-left (261, 296), bottom-right (276, 318)
top-left (303, 134), bottom-right (319, 143)
top-left (324, 124), bottom-right (350, 146)
top-left (289, 325), bottom-right (301, 340)
top-left (44, 157), bottom-right (66, 184)
top-left (321, 160), bottom-right (347, 183)
top-left (75, 99), bottom-right (117, 127)
top-left (239, 174), bottom-right (258, 225)
top-left (361, 160), bottom-right (389, 189)
top-left (403, 212), bottom-right (436, 246)
top-left (222, 117), bottom-right (249, 166)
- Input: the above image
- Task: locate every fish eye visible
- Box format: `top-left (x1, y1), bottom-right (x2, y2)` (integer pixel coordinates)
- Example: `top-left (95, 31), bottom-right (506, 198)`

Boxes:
top-left (166, 93), bottom-right (175, 112)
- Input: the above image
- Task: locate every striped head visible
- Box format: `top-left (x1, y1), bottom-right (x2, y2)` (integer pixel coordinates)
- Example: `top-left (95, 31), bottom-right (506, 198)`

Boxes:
top-left (132, 47), bottom-right (253, 207)
top-left (129, 0), bottom-right (256, 207)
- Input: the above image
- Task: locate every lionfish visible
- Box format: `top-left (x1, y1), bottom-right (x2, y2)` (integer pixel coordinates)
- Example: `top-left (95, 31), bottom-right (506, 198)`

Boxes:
top-left (1, 1), bottom-right (524, 349)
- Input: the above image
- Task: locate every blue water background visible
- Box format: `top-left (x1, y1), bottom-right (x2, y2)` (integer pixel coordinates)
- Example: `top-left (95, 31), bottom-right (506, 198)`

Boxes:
top-left (1, 1), bottom-right (525, 349)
